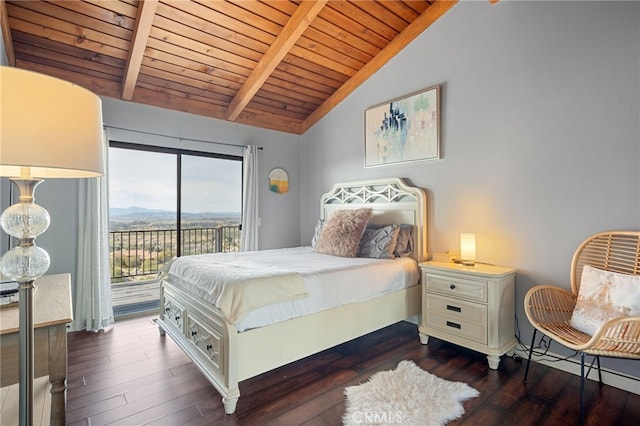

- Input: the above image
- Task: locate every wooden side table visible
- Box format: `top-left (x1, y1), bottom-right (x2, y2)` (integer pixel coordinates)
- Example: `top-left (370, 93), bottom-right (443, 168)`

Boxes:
top-left (0, 273), bottom-right (73, 426)
top-left (419, 261), bottom-right (517, 369)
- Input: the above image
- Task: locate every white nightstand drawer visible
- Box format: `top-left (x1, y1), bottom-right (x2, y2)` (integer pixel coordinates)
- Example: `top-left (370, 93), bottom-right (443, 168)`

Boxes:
top-left (425, 273), bottom-right (487, 302)
top-left (425, 293), bottom-right (487, 323)
top-left (426, 311), bottom-right (487, 345)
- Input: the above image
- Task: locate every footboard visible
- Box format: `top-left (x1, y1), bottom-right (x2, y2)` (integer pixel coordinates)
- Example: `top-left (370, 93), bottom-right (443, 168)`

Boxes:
top-left (158, 277), bottom-right (422, 415)
top-left (157, 280), bottom-right (240, 414)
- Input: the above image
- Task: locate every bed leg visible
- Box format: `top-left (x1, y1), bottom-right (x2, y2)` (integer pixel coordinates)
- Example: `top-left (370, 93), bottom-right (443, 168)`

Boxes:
top-left (223, 396), bottom-right (239, 414)
top-left (419, 332), bottom-right (429, 345)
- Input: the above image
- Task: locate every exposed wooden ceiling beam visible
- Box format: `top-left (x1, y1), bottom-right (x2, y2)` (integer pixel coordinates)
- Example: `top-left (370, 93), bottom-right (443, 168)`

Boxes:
top-left (301, 0), bottom-right (458, 133)
top-left (122, 0), bottom-right (158, 100)
top-left (226, 0), bottom-right (328, 122)
top-left (0, 0), bottom-right (15, 66)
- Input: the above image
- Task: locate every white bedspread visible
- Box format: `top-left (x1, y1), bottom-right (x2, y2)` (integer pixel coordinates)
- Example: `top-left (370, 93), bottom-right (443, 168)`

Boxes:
top-left (163, 253), bottom-right (307, 324)
top-left (163, 247), bottom-right (420, 331)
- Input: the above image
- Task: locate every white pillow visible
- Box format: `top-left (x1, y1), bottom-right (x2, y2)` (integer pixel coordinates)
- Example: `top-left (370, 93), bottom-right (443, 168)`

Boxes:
top-left (569, 265), bottom-right (640, 336)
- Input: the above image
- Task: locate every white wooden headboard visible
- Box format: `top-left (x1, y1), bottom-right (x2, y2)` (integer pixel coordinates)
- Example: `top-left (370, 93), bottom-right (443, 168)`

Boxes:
top-left (320, 177), bottom-right (427, 262)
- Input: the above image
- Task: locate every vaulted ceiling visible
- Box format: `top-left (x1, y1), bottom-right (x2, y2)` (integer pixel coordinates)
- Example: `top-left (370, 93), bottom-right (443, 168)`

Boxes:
top-left (0, 1), bottom-right (472, 134)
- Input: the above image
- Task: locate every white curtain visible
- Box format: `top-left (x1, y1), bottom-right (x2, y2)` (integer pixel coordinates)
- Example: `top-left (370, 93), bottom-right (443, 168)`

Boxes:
top-left (71, 128), bottom-right (114, 331)
top-left (241, 145), bottom-right (259, 251)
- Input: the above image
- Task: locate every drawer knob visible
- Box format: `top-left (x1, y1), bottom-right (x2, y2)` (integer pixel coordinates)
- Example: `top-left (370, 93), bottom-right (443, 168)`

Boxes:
top-left (449, 284), bottom-right (456, 290)
top-left (191, 330), bottom-right (197, 336)
top-left (206, 344), bottom-right (213, 351)
top-left (175, 315), bottom-right (180, 320)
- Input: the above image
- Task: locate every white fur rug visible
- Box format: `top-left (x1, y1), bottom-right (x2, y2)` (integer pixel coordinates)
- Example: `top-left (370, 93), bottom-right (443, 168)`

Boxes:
top-left (343, 360), bottom-right (479, 426)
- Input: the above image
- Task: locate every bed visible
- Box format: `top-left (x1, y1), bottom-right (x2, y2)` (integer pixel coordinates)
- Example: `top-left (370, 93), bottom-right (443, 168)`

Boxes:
top-left (156, 177), bottom-right (428, 414)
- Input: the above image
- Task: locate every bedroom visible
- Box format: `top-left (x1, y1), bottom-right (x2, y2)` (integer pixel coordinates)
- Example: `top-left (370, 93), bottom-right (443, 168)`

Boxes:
top-left (0, 0), bottom-right (638, 424)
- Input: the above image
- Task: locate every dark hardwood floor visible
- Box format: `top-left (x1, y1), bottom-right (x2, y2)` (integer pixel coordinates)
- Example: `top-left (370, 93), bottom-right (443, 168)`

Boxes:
top-left (66, 315), bottom-right (639, 426)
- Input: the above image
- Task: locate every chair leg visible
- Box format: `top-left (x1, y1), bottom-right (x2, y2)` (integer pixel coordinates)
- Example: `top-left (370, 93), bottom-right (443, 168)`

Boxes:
top-left (523, 329), bottom-right (537, 383)
top-left (585, 355), bottom-right (603, 385)
top-left (580, 352), bottom-right (585, 426)
top-left (586, 356), bottom-right (597, 380)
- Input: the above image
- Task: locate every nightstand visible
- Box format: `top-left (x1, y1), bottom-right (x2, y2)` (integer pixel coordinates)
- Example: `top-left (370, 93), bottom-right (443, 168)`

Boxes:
top-left (418, 261), bottom-right (517, 369)
top-left (0, 273), bottom-right (72, 426)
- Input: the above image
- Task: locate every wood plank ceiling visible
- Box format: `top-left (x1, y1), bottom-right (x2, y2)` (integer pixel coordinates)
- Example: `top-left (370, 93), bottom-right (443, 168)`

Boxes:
top-left (1, 0), bottom-right (465, 135)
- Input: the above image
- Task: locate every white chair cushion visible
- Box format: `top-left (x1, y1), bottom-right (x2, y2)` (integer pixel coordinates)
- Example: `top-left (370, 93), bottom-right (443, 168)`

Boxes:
top-left (570, 265), bottom-right (640, 335)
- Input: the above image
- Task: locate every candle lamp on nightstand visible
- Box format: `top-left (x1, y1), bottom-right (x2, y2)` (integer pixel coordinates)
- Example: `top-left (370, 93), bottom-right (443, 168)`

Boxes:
top-left (459, 233), bottom-right (476, 266)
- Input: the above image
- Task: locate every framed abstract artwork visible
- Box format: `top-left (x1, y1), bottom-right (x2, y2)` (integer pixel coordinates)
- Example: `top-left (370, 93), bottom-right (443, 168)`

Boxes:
top-left (364, 85), bottom-right (440, 168)
top-left (268, 167), bottom-right (289, 194)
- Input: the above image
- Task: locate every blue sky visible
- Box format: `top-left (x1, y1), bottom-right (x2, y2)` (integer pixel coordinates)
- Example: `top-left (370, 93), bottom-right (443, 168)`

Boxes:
top-left (108, 148), bottom-right (242, 213)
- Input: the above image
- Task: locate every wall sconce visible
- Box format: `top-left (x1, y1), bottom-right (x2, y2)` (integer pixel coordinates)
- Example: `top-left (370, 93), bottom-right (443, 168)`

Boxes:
top-left (460, 233), bottom-right (476, 266)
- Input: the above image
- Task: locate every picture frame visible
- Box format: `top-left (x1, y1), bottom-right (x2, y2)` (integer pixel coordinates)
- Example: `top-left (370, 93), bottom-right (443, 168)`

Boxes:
top-left (364, 85), bottom-right (440, 168)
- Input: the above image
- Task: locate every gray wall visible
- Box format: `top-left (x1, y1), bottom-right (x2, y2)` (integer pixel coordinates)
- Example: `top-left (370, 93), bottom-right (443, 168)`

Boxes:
top-left (300, 0), bottom-right (640, 379)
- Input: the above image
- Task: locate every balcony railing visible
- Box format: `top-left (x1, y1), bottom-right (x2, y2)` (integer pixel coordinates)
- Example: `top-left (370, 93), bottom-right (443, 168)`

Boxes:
top-left (109, 225), bottom-right (241, 281)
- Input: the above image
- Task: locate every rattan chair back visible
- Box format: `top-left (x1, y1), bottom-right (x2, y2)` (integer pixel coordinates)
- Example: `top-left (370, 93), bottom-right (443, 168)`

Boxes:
top-left (571, 231), bottom-right (640, 297)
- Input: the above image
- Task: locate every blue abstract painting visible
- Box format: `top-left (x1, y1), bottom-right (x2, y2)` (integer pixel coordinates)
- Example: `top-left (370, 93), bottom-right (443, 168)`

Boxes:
top-left (365, 85), bottom-right (440, 167)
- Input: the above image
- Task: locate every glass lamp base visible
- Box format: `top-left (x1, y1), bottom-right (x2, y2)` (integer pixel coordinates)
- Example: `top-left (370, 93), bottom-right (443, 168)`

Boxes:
top-left (0, 177), bottom-right (51, 426)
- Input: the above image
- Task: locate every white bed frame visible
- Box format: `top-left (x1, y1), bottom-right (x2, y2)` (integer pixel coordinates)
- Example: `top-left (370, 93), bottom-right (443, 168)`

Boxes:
top-left (157, 177), bottom-right (427, 414)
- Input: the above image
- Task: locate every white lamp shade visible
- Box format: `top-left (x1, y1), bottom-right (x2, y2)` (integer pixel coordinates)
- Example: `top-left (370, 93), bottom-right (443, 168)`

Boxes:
top-left (460, 233), bottom-right (476, 262)
top-left (0, 66), bottom-right (104, 178)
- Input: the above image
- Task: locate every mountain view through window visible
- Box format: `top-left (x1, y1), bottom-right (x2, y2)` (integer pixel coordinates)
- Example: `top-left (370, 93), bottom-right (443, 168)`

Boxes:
top-left (108, 144), bottom-right (242, 287)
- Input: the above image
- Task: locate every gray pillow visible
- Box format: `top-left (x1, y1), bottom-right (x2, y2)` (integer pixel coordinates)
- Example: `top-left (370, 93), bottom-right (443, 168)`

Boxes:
top-left (358, 224), bottom-right (400, 259)
top-left (364, 223), bottom-right (414, 257)
top-left (394, 224), bottom-right (414, 257)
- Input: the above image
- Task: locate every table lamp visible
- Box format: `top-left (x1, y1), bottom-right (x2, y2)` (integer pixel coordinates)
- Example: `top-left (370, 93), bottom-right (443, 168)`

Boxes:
top-left (460, 233), bottom-right (476, 266)
top-left (0, 66), bottom-right (104, 426)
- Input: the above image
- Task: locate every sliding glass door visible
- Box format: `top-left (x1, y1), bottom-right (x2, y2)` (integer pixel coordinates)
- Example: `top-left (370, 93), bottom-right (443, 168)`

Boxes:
top-left (107, 142), bottom-right (242, 314)
top-left (180, 154), bottom-right (242, 256)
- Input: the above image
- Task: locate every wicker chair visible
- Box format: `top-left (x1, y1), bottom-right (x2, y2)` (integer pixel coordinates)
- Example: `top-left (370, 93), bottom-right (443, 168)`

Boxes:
top-left (523, 231), bottom-right (640, 424)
